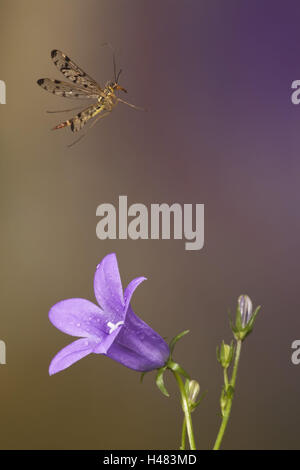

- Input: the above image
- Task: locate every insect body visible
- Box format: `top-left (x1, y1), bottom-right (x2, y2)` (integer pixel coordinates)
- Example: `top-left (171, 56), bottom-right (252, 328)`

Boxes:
top-left (37, 49), bottom-right (142, 142)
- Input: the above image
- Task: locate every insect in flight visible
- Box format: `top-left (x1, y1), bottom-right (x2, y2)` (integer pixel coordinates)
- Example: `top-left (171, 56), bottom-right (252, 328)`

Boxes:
top-left (37, 47), bottom-right (144, 146)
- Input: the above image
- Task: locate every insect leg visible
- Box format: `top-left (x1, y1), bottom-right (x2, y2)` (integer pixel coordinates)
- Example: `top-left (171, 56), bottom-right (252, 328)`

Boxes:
top-left (89, 111), bottom-right (111, 129)
top-left (67, 134), bottom-right (86, 148)
top-left (46, 106), bottom-right (84, 114)
top-left (117, 98), bottom-right (146, 111)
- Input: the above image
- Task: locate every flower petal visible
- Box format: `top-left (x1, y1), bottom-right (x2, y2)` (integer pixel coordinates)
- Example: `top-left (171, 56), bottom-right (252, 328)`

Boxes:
top-left (49, 338), bottom-right (95, 375)
top-left (124, 277), bottom-right (147, 314)
top-left (49, 298), bottom-right (108, 338)
top-left (93, 327), bottom-right (122, 354)
top-left (107, 306), bottom-right (170, 372)
top-left (93, 253), bottom-right (125, 320)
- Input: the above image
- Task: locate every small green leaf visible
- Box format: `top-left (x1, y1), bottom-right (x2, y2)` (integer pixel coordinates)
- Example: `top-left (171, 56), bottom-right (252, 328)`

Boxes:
top-left (156, 367), bottom-right (169, 397)
top-left (169, 330), bottom-right (190, 355)
top-left (228, 310), bottom-right (238, 337)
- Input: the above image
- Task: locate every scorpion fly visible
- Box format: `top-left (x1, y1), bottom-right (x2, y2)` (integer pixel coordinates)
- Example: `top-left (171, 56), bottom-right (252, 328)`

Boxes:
top-left (37, 48), bottom-right (144, 146)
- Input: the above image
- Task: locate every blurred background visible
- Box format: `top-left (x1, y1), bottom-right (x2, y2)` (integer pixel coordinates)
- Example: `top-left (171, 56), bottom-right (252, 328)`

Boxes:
top-left (0, 0), bottom-right (300, 450)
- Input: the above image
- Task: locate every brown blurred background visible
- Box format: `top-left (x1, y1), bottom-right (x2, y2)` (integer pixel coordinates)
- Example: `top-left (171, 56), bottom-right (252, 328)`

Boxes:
top-left (1, 0), bottom-right (300, 449)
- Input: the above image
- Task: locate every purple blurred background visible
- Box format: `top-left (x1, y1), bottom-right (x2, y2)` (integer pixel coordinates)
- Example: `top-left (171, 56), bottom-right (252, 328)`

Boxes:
top-left (1, 0), bottom-right (300, 449)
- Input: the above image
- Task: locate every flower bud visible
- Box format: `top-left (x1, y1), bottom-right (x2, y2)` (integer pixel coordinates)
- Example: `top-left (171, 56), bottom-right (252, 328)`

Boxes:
top-left (217, 341), bottom-right (234, 369)
top-left (238, 295), bottom-right (253, 327)
top-left (188, 380), bottom-right (200, 404)
top-left (231, 295), bottom-right (261, 341)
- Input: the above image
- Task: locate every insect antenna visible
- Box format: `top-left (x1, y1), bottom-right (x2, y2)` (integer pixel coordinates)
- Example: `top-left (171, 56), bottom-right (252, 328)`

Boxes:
top-left (116, 68), bottom-right (122, 83)
top-left (113, 49), bottom-right (117, 83)
top-left (100, 42), bottom-right (120, 83)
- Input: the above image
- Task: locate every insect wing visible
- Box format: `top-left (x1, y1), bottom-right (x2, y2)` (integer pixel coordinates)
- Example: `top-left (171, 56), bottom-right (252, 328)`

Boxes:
top-left (51, 50), bottom-right (103, 94)
top-left (37, 78), bottom-right (100, 99)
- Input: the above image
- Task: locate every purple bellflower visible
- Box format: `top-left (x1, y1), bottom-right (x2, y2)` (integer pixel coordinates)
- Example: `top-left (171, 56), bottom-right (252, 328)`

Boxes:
top-left (49, 253), bottom-right (170, 375)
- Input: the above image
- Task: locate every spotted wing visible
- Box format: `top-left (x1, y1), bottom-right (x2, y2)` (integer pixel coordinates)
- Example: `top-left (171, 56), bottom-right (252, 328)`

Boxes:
top-left (53, 102), bottom-right (106, 132)
top-left (51, 50), bottom-right (103, 94)
top-left (37, 78), bottom-right (99, 99)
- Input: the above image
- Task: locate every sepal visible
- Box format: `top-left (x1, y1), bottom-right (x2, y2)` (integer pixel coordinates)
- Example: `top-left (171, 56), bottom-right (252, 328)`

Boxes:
top-left (140, 372), bottom-right (147, 383)
top-left (169, 330), bottom-right (190, 355)
top-left (155, 366), bottom-right (169, 397)
top-left (167, 360), bottom-right (190, 380)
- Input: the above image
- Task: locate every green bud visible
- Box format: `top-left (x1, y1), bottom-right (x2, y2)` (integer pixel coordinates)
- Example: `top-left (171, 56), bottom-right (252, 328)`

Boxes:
top-left (217, 341), bottom-right (235, 369)
top-left (220, 385), bottom-right (234, 416)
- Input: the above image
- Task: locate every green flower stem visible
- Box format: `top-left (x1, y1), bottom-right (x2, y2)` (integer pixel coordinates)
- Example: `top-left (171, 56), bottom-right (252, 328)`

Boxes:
top-left (231, 339), bottom-right (242, 386)
top-left (180, 417), bottom-right (187, 450)
top-left (213, 339), bottom-right (242, 450)
top-left (172, 370), bottom-right (196, 450)
top-left (224, 369), bottom-right (229, 389)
